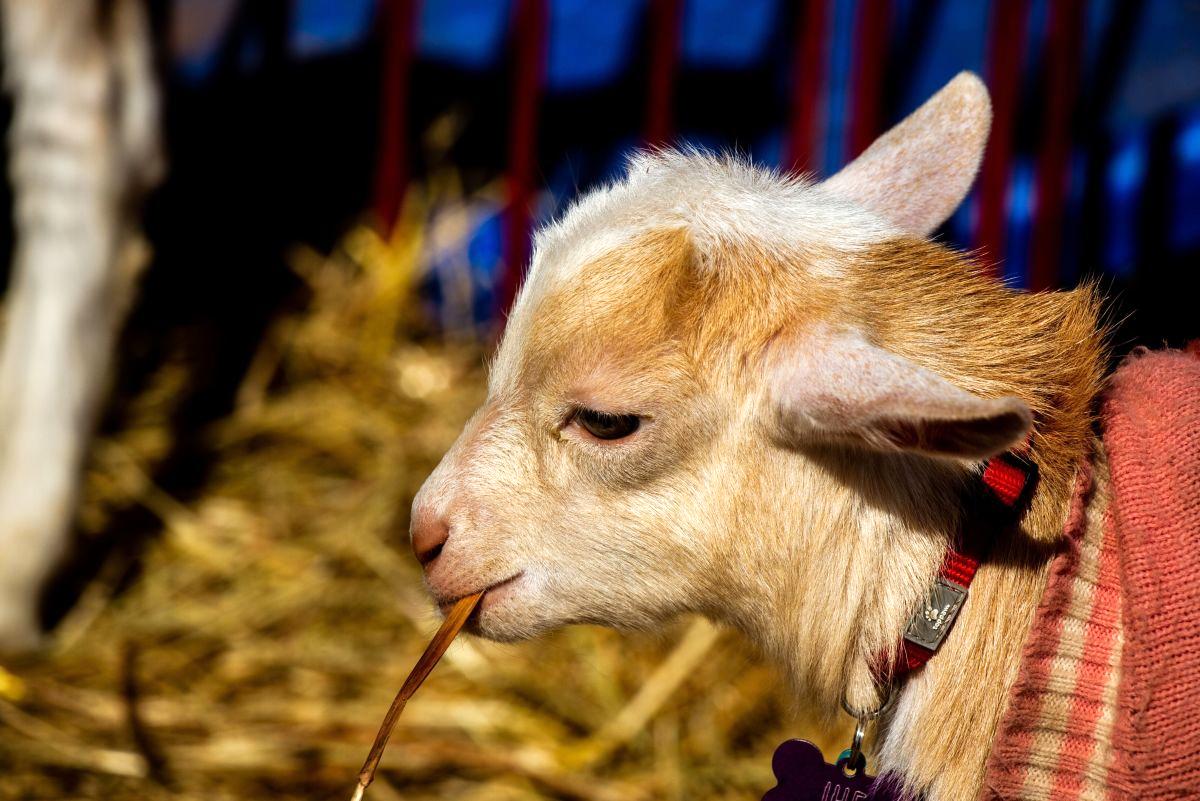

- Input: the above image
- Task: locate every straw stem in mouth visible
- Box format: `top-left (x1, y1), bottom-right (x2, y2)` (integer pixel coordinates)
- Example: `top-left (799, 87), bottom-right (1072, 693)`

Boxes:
top-left (352, 591), bottom-right (484, 800)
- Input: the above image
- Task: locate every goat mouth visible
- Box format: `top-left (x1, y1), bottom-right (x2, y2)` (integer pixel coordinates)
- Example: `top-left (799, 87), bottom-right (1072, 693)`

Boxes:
top-left (435, 572), bottom-right (525, 615)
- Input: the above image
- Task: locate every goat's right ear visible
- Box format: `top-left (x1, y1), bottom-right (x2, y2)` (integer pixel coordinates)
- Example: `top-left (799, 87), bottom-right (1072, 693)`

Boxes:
top-left (767, 328), bottom-right (1032, 460)
top-left (821, 71), bottom-right (991, 236)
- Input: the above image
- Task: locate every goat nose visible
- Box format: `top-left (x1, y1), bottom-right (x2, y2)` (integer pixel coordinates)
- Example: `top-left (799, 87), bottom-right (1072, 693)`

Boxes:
top-left (411, 508), bottom-right (450, 567)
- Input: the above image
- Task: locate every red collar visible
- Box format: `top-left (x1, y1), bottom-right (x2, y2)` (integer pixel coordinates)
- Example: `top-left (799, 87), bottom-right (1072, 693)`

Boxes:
top-left (877, 452), bottom-right (1039, 680)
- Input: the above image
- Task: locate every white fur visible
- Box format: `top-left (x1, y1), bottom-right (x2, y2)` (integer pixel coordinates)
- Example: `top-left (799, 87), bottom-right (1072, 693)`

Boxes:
top-left (529, 148), bottom-right (898, 291)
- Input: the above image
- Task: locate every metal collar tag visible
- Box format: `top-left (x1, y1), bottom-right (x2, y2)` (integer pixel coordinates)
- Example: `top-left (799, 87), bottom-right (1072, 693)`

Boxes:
top-left (903, 576), bottom-right (968, 651)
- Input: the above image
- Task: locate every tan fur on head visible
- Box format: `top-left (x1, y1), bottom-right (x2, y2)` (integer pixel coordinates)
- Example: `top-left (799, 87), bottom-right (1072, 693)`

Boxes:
top-left (411, 73), bottom-right (1108, 801)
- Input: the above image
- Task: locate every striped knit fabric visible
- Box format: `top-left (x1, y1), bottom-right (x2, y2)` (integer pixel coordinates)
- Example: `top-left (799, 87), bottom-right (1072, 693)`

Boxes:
top-left (979, 458), bottom-right (1124, 800)
top-left (980, 348), bottom-right (1200, 800)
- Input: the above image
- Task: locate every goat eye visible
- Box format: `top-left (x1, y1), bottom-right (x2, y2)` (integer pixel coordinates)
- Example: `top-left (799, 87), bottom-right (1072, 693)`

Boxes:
top-left (574, 408), bottom-right (641, 440)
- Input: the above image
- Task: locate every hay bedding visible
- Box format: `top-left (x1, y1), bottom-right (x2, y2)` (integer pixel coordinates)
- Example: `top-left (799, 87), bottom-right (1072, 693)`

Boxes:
top-left (0, 225), bottom-right (835, 801)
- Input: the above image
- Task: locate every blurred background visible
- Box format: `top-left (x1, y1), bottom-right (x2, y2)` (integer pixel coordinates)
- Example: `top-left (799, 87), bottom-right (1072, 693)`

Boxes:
top-left (0, 1), bottom-right (1196, 799)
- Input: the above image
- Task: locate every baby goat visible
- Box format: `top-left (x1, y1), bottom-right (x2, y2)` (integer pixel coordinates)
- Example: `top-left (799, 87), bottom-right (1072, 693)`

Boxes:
top-left (411, 73), bottom-right (1108, 800)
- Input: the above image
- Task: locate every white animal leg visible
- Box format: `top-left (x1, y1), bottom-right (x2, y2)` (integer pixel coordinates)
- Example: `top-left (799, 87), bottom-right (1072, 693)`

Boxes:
top-left (0, 0), bottom-right (161, 651)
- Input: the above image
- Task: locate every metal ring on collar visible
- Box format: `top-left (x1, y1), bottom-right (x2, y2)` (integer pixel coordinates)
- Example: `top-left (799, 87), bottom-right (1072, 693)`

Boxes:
top-left (838, 687), bottom-right (893, 778)
top-left (840, 685), bottom-right (895, 721)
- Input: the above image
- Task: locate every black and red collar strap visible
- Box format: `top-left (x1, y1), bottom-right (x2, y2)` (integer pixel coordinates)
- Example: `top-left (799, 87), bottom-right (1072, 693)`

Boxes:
top-left (878, 451), bottom-right (1039, 680)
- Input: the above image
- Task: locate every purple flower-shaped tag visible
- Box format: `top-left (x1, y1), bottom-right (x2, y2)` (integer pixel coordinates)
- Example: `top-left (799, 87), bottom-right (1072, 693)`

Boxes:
top-left (761, 740), bottom-right (904, 801)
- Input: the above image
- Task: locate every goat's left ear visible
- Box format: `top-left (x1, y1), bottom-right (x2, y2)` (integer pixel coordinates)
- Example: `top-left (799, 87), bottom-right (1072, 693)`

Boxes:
top-left (769, 328), bottom-right (1032, 460)
top-left (821, 71), bottom-right (991, 236)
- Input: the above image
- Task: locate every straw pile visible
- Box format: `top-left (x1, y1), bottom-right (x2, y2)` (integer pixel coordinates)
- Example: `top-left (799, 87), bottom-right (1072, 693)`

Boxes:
top-left (0, 220), bottom-right (842, 800)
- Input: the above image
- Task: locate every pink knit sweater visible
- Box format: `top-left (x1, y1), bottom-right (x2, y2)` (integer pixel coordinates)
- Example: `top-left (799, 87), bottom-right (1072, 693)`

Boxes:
top-left (980, 348), bottom-right (1200, 800)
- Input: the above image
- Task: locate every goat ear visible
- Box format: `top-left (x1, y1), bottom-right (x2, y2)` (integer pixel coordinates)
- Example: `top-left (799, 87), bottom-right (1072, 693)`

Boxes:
top-left (769, 329), bottom-right (1031, 459)
top-left (821, 72), bottom-right (991, 236)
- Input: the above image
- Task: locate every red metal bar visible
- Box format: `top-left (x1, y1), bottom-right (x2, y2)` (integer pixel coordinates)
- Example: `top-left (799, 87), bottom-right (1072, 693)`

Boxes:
top-left (373, 0), bottom-right (418, 237)
top-left (499, 0), bottom-right (547, 321)
top-left (644, 0), bottom-right (683, 147)
top-left (784, 0), bottom-right (829, 174)
top-left (1028, 0), bottom-right (1086, 291)
top-left (847, 0), bottom-right (891, 160)
top-left (975, 0), bottom-right (1029, 271)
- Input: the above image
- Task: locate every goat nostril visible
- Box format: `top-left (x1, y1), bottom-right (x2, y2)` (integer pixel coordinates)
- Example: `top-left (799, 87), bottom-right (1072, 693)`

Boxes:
top-left (416, 541), bottom-right (444, 567)
top-left (411, 510), bottom-right (450, 567)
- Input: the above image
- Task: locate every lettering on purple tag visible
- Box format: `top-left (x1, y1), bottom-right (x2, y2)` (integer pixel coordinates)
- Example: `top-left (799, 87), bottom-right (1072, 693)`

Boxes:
top-left (761, 739), bottom-right (902, 801)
